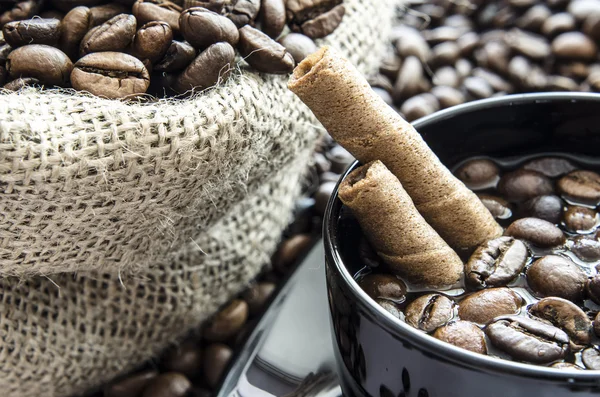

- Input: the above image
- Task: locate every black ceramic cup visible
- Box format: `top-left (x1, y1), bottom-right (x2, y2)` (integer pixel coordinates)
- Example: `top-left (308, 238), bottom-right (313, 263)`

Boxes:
top-left (324, 93), bottom-right (600, 397)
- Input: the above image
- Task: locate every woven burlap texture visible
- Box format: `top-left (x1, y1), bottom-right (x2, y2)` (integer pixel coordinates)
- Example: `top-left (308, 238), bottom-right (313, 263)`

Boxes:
top-left (0, 0), bottom-right (397, 395)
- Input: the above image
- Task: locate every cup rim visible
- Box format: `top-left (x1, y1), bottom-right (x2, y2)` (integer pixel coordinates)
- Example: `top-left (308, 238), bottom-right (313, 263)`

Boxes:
top-left (323, 92), bottom-right (600, 381)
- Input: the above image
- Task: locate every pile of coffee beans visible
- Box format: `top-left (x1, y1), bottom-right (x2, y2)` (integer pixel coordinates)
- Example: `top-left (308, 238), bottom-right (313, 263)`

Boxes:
top-left (0, 0), bottom-right (345, 99)
top-left (371, 0), bottom-right (600, 121)
top-left (352, 154), bottom-right (600, 369)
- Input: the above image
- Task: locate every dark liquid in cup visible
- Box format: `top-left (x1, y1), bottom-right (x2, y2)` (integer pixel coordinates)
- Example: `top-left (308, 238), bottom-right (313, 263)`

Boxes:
top-left (339, 153), bottom-right (600, 370)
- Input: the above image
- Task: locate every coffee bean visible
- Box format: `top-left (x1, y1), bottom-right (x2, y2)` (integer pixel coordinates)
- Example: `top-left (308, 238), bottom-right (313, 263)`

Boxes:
top-left (180, 7), bottom-right (239, 50)
top-left (104, 370), bottom-right (158, 397)
top-left (376, 299), bottom-right (403, 320)
top-left (71, 52), bottom-right (150, 98)
top-left (400, 93), bottom-right (439, 122)
top-left (142, 372), bottom-right (192, 397)
top-left (80, 14), bottom-right (137, 55)
top-left (430, 41), bottom-right (460, 67)
top-left (174, 41), bottom-right (235, 93)
top-left (444, 14), bottom-right (473, 30)
top-left (508, 55), bottom-right (532, 86)
top-left (458, 288), bottom-right (522, 325)
top-left (558, 62), bottom-right (590, 80)
top-left (519, 195), bottom-right (563, 224)
top-left (3, 18), bottom-right (61, 48)
top-left (568, 0), bottom-right (600, 21)
top-left (486, 315), bottom-right (569, 363)
top-left (465, 237), bottom-right (528, 290)
top-left (423, 26), bottom-right (463, 45)
top-left (454, 58), bottom-right (472, 80)
top-left (40, 10), bottom-right (65, 19)
top-left (183, 0), bottom-right (226, 13)
top-left (50, 0), bottom-right (102, 12)
top-left (203, 343), bottom-right (232, 388)
top-left (542, 12), bottom-right (576, 37)
top-left (7, 45), bottom-right (72, 86)
top-left (552, 32), bottom-right (598, 60)
top-left (472, 68), bottom-right (513, 93)
top-left (132, 21), bottom-right (172, 63)
top-left (498, 169), bottom-right (554, 203)
top-left (273, 233), bottom-right (312, 273)
top-left (530, 297), bottom-right (592, 347)
top-left (594, 312), bottom-right (600, 337)
top-left (527, 255), bottom-right (587, 302)
top-left (60, 6), bottom-right (93, 59)
top-left (1, 0), bottom-right (40, 25)
top-left (238, 25), bottom-right (294, 73)
top-left (162, 340), bottom-right (203, 379)
top-left (516, 4), bottom-right (551, 31)
top-left (572, 235), bottom-right (600, 262)
top-left (509, 0), bottom-right (536, 7)
top-left (584, 13), bottom-right (600, 41)
top-left (587, 274), bottom-right (600, 305)
top-left (359, 274), bottom-right (407, 304)
top-left (132, 0), bottom-right (182, 33)
top-left (463, 76), bottom-right (493, 99)
top-left (223, 0), bottom-right (260, 28)
top-left (258, 0), bottom-right (285, 38)
top-left (0, 66), bottom-right (6, 85)
top-left (558, 170), bottom-right (600, 206)
top-left (3, 76), bottom-right (40, 90)
top-left (478, 194), bottom-right (512, 220)
top-left (474, 41), bottom-right (510, 74)
top-left (582, 347), bottom-right (600, 369)
top-left (394, 26), bottom-right (431, 63)
top-left (405, 293), bottom-right (454, 332)
top-left (434, 321), bottom-right (487, 354)
top-left (90, 3), bottom-right (129, 26)
top-left (522, 157), bottom-right (578, 178)
top-left (456, 31), bottom-right (479, 57)
top-left (154, 40), bottom-right (195, 72)
top-left (506, 29), bottom-right (551, 60)
top-left (277, 33), bottom-right (316, 64)
top-left (314, 181), bottom-right (336, 215)
top-left (506, 218), bottom-right (566, 248)
top-left (563, 206), bottom-right (598, 232)
top-left (551, 362), bottom-right (583, 369)
top-left (298, 3), bottom-right (344, 39)
top-left (377, 50), bottom-right (401, 82)
top-left (373, 87), bottom-right (393, 106)
top-left (455, 158), bottom-right (500, 190)
top-left (204, 299), bottom-right (249, 342)
top-left (393, 56), bottom-right (424, 101)
top-left (327, 145), bottom-right (354, 174)
top-left (243, 282), bottom-right (276, 315)
top-left (431, 85), bottom-right (465, 109)
top-left (313, 152), bottom-right (331, 174)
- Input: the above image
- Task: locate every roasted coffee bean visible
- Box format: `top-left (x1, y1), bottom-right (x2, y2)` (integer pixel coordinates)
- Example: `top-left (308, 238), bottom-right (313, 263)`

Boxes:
top-left (431, 85), bottom-right (464, 109)
top-left (132, 21), bottom-right (172, 63)
top-left (498, 170), bottom-right (554, 203)
top-left (405, 293), bottom-right (454, 332)
top-left (203, 343), bottom-right (232, 388)
top-left (506, 29), bottom-right (551, 60)
top-left (530, 297), bottom-right (592, 347)
top-left (154, 40), bottom-right (195, 72)
top-left (3, 76), bottom-right (40, 90)
top-left (319, 171), bottom-right (340, 184)
top-left (243, 282), bottom-right (276, 315)
top-left (298, 3), bottom-right (345, 39)
top-left (465, 237), bottom-right (528, 290)
top-left (455, 58), bottom-right (472, 80)
top-left (104, 370), bottom-right (158, 397)
top-left (3, 18), bottom-right (61, 48)
top-left (326, 144), bottom-right (353, 174)
top-left (393, 56), bottom-right (424, 101)
top-left (523, 157), bottom-right (577, 178)
top-left (204, 299), bottom-right (249, 342)
top-left (458, 288), bottom-right (522, 325)
top-left (273, 233), bottom-right (312, 273)
top-left (80, 14), bottom-right (137, 55)
top-left (527, 255), bottom-right (587, 302)
top-left (558, 170), bottom-right (600, 206)
top-left (162, 341), bottom-right (203, 379)
top-left (180, 7), bottom-right (239, 50)
top-left (142, 372), bottom-right (192, 397)
top-left (516, 4), bottom-right (551, 31)
top-left (132, 0), bottom-right (182, 33)
top-left (377, 50), bottom-right (401, 82)
top-left (60, 6), bottom-right (93, 59)
top-left (519, 195), bottom-right (563, 224)
top-left (89, 3), bottom-right (129, 26)
top-left (568, 0), bottom-right (600, 21)
top-left (587, 275), bottom-right (600, 305)
top-left (314, 181), bottom-right (336, 215)
top-left (432, 66), bottom-right (459, 88)
top-left (223, 0), bottom-right (260, 27)
top-left (463, 76), bottom-right (494, 99)
top-left (259, 0), bottom-right (285, 38)
top-left (455, 158), bottom-right (500, 190)
top-left (551, 362), bottom-right (583, 370)
top-left (552, 32), bottom-right (598, 60)
top-left (71, 52), bottom-right (150, 98)
top-left (359, 274), bottom-right (407, 304)
top-left (456, 31), bottom-right (479, 57)
top-left (506, 218), bottom-right (565, 248)
top-left (400, 93), bottom-right (439, 122)
top-left (558, 62), bottom-right (590, 80)
top-left (478, 194), bottom-right (512, 220)
top-left (430, 41), bottom-right (460, 67)
top-left (423, 26), bottom-right (463, 45)
top-left (486, 315), bottom-right (569, 363)
top-left (1, 0), bottom-right (41, 25)
top-left (394, 26), bottom-right (431, 63)
top-left (313, 152), bottom-right (331, 174)
top-left (376, 299), bottom-right (403, 320)
top-left (7, 45), bottom-right (72, 86)
top-left (472, 68), bottom-right (513, 93)
top-left (434, 321), bottom-right (487, 354)
top-left (584, 13), bottom-right (600, 41)
top-left (582, 347), bottom-right (600, 370)
top-left (238, 25), bottom-right (294, 73)
top-left (572, 235), bottom-right (600, 262)
top-left (542, 12), bottom-right (576, 37)
top-left (50, 0), bottom-right (103, 12)
top-left (563, 206), bottom-right (598, 232)
top-left (594, 312), bottom-right (600, 337)
top-left (474, 41), bottom-right (510, 75)
top-left (508, 55), bottom-right (532, 86)
top-left (174, 41), bottom-right (235, 93)
top-left (183, 0), bottom-right (226, 13)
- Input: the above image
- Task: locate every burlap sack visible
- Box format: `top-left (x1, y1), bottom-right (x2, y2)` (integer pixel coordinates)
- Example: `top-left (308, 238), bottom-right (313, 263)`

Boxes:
top-left (0, 0), bottom-right (397, 395)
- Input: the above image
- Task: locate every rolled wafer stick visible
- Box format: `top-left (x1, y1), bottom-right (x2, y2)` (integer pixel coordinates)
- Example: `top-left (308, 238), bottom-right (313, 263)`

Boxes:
top-left (339, 160), bottom-right (463, 287)
top-left (288, 46), bottom-right (502, 255)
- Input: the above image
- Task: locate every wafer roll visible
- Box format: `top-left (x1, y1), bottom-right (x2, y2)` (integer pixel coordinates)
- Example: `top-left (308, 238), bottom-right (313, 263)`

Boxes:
top-left (289, 46), bottom-right (502, 255)
top-left (339, 160), bottom-right (463, 287)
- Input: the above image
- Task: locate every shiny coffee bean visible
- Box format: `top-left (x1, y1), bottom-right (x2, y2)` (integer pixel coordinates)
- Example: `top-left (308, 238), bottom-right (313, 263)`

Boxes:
top-left (430, 41), bottom-right (460, 67)
top-left (551, 362), bottom-right (583, 370)
top-left (203, 343), bottom-right (232, 388)
top-left (376, 299), bottom-right (403, 320)
top-left (1, 0), bottom-right (41, 25)
top-left (572, 235), bottom-right (600, 262)
top-left (478, 194), bottom-right (512, 220)
top-left (498, 170), bottom-right (554, 203)
top-left (582, 347), bottom-right (600, 370)
top-left (519, 195), bottom-right (563, 224)
top-left (0, 44), bottom-right (11, 64)
top-left (405, 294), bottom-right (454, 332)
top-left (455, 158), bottom-right (500, 190)
top-left (132, 21), bottom-right (172, 63)
top-left (587, 275), bottom-right (600, 305)
top-left (423, 26), bottom-right (462, 44)
top-left (455, 58), bottom-right (472, 80)
top-left (373, 87), bottom-right (393, 106)
top-left (223, 0), bottom-right (260, 28)
top-left (60, 6), bottom-right (93, 59)
top-left (530, 297), bottom-right (592, 347)
top-left (259, 0), bottom-right (285, 38)
top-left (508, 55), bottom-right (532, 85)
top-left (584, 13), bottom-right (600, 41)
top-left (541, 13), bottom-right (576, 37)
top-left (3, 18), bottom-right (61, 48)
top-left (277, 33), bottom-right (316, 64)
top-left (327, 145), bottom-right (354, 174)
top-left (400, 93), bottom-right (439, 122)
top-left (516, 4), bottom-right (551, 31)
top-left (506, 218), bottom-right (565, 248)
top-left (434, 321), bottom-right (487, 354)
top-left (243, 282), bottom-right (276, 315)
top-left (394, 26), bottom-right (431, 63)
top-left (204, 299), bottom-right (249, 342)
top-left (552, 32), bottom-right (598, 60)
top-left (80, 14), bottom-right (137, 55)
top-left (458, 288), bottom-right (522, 325)
top-left (358, 274), bottom-right (407, 304)
top-left (430, 85), bottom-right (464, 109)
top-left (314, 181), bottom-right (336, 216)
top-left (174, 42), bottom-right (235, 93)
top-left (523, 157), bottom-right (577, 178)
top-left (161, 340), bottom-right (203, 379)
top-left (238, 26), bottom-right (294, 73)
top-left (463, 76), bottom-right (493, 99)
top-left (457, 32), bottom-right (480, 56)
top-left (300, 4), bottom-right (345, 39)
top-left (154, 40), bottom-right (195, 72)
top-left (526, 255), bottom-right (587, 302)
top-left (594, 312), bottom-right (600, 337)
top-left (180, 7), bottom-right (239, 50)
top-left (89, 3), bottom-right (129, 26)
top-left (3, 76), bottom-right (40, 90)
top-left (507, 28), bottom-right (551, 60)
top-left (563, 206), bottom-right (598, 232)
top-left (432, 66), bottom-right (459, 88)
top-left (465, 237), bottom-right (528, 290)
top-left (142, 372), bottom-right (192, 397)
top-left (558, 62), bottom-right (590, 80)
top-left (393, 56), bottom-right (425, 102)
top-left (558, 170), bottom-right (600, 206)
top-left (486, 315), bottom-right (569, 363)
top-left (472, 68), bottom-right (513, 93)
top-left (568, 0), bottom-right (600, 20)
top-left (474, 41), bottom-right (510, 74)
top-left (104, 370), bottom-right (158, 397)
top-left (7, 45), bottom-right (73, 86)
top-left (273, 233), bottom-right (312, 273)
top-left (132, 0), bottom-right (182, 33)
top-left (71, 52), bottom-right (150, 98)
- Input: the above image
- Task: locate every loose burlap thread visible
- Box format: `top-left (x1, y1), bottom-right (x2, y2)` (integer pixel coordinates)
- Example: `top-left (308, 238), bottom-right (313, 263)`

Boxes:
top-left (0, 0), bottom-right (397, 395)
